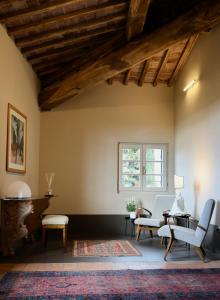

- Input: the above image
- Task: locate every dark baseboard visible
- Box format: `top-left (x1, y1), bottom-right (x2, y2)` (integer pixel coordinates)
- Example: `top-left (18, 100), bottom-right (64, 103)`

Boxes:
top-left (67, 214), bottom-right (129, 238)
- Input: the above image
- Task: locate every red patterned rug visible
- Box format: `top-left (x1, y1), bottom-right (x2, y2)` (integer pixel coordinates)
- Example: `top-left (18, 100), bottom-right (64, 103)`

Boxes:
top-left (72, 240), bottom-right (141, 257)
top-left (1, 269), bottom-right (220, 299)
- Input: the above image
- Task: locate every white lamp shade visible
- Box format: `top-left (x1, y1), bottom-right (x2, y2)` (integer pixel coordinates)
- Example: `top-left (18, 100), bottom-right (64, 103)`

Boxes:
top-left (174, 175), bottom-right (184, 189)
top-left (6, 181), bottom-right (31, 199)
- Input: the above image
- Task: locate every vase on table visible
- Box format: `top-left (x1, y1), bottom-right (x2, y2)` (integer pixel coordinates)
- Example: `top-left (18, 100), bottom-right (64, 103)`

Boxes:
top-left (45, 172), bottom-right (55, 196)
top-left (130, 211), bottom-right (136, 219)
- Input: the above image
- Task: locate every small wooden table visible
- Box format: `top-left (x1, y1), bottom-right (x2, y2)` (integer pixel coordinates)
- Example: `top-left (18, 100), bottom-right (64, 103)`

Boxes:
top-left (0, 196), bottom-right (53, 256)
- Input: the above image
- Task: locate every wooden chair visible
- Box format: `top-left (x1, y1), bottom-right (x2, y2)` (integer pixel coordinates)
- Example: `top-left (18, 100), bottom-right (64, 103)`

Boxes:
top-left (158, 199), bottom-right (215, 262)
top-left (42, 215), bottom-right (69, 252)
top-left (134, 195), bottom-right (175, 240)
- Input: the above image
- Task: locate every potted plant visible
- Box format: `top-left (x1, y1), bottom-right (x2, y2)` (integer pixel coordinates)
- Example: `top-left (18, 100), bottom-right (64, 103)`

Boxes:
top-left (126, 198), bottom-right (137, 219)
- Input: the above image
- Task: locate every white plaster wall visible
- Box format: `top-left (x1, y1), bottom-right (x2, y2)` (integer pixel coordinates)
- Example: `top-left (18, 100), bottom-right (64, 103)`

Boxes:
top-left (174, 25), bottom-right (220, 224)
top-left (40, 82), bottom-right (174, 214)
top-left (0, 25), bottom-right (40, 196)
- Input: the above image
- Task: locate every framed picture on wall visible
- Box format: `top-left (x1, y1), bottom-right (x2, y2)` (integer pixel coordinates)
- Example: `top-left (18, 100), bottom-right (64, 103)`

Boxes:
top-left (6, 103), bottom-right (27, 174)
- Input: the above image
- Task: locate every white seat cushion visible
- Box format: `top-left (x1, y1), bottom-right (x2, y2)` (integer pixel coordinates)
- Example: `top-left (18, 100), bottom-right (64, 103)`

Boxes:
top-left (158, 225), bottom-right (199, 246)
top-left (134, 217), bottom-right (164, 228)
top-left (42, 215), bottom-right (69, 225)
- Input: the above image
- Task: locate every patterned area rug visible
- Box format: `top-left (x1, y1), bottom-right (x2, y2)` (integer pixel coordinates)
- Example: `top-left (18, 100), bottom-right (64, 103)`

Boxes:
top-left (1, 269), bottom-right (220, 299)
top-left (72, 240), bottom-right (142, 257)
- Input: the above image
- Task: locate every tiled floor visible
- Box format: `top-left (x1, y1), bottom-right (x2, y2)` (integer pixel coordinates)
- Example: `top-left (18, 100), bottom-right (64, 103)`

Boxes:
top-left (0, 234), bottom-right (220, 283)
top-left (0, 233), bottom-right (220, 264)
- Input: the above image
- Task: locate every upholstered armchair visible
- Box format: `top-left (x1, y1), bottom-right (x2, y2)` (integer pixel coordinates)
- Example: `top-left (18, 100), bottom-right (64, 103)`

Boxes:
top-left (134, 195), bottom-right (175, 240)
top-left (158, 199), bottom-right (215, 262)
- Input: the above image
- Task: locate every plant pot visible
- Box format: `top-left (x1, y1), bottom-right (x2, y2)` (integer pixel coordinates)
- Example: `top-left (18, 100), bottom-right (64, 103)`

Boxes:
top-left (130, 212), bottom-right (136, 219)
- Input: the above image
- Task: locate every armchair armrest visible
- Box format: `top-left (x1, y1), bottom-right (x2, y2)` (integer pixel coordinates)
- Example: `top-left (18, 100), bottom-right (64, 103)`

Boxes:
top-left (136, 207), bottom-right (152, 218)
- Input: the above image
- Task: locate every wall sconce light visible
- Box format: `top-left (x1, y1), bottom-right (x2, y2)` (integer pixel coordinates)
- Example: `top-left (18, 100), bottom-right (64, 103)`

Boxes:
top-left (183, 79), bottom-right (197, 92)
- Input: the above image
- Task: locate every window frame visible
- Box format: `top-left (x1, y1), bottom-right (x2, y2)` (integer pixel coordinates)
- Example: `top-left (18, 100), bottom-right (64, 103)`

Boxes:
top-left (118, 142), bottom-right (168, 192)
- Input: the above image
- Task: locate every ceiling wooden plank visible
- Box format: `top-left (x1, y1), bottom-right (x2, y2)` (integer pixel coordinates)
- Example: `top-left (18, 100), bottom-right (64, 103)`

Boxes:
top-left (127, 0), bottom-right (151, 40)
top-left (27, 32), bottom-right (115, 61)
top-left (0, 0), bottom-right (81, 23)
top-left (123, 69), bottom-right (132, 85)
top-left (23, 25), bottom-right (125, 56)
top-left (152, 49), bottom-right (170, 86)
top-left (16, 13), bottom-right (126, 47)
top-left (168, 34), bottom-right (199, 86)
top-left (110, 0), bottom-right (150, 84)
top-left (138, 60), bottom-right (149, 86)
top-left (40, 0), bottom-right (220, 110)
top-left (40, 31), bottom-right (125, 89)
top-left (8, 1), bottom-right (127, 36)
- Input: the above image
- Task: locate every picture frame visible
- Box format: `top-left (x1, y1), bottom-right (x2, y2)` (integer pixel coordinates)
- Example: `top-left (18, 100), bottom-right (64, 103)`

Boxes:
top-left (6, 103), bottom-right (27, 174)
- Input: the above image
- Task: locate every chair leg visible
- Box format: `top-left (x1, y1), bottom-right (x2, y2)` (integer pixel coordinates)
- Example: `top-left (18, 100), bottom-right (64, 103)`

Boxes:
top-left (136, 225), bottom-right (142, 240)
top-left (164, 237), bottom-right (175, 261)
top-left (160, 237), bottom-right (164, 245)
top-left (63, 226), bottom-right (67, 252)
top-left (194, 246), bottom-right (206, 262)
top-left (42, 227), bottom-right (47, 248)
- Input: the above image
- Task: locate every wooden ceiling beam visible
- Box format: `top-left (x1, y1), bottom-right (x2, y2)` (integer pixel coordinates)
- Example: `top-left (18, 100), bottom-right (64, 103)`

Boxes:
top-left (22, 25), bottom-right (124, 56)
top-left (16, 13), bottom-right (126, 47)
top-left (8, 1), bottom-right (127, 36)
top-left (40, 31), bottom-right (125, 89)
top-left (168, 34), bottom-right (199, 86)
top-left (0, 0), bottom-right (82, 23)
top-left (40, 0), bottom-right (220, 110)
top-left (34, 53), bottom-right (83, 72)
top-left (23, 25), bottom-right (125, 56)
top-left (123, 69), bottom-right (132, 85)
top-left (127, 0), bottom-right (151, 40)
top-left (110, 0), bottom-right (151, 85)
top-left (153, 49), bottom-right (170, 86)
top-left (30, 48), bottom-right (88, 66)
top-left (138, 60), bottom-right (150, 86)
top-left (27, 33), bottom-right (115, 61)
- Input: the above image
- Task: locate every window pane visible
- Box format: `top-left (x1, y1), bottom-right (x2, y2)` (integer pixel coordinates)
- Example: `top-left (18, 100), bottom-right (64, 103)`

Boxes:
top-left (122, 161), bottom-right (140, 174)
top-left (122, 148), bottom-right (140, 161)
top-left (146, 148), bottom-right (163, 161)
top-left (144, 175), bottom-right (162, 188)
top-left (122, 175), bottom-right (140, 188)
top-left (145, 162), bottom-right (163, 175)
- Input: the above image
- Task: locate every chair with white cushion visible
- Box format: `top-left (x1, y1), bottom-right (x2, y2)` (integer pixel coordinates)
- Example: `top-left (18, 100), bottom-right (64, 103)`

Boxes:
top-left (158, 199), bottom-right (215, 262)
top-left (42, 215), bottom-right (69, 252)
top-left (135, 195), bottom-right (175, 240)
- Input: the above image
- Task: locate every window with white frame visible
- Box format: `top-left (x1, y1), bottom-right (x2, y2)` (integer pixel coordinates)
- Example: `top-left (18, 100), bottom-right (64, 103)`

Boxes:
top-left (118, 143), bottom-right (167, 192)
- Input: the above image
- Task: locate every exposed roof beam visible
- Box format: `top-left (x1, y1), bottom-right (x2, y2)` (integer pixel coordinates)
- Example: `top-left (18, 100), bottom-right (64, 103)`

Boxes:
top-left (127, 0), bottom-right (151, 40)
top-left (23, 25), bottom-right (125, 56)
top-left (168, 34), bottom-right (199, 86)
top-left (40, 32), bottom-right (125, 89)
top-left (123, 69), bottom-right (132, 85)
top-left (0, 0), bottom-right (80, 23)
top-left (8, 1), bottom-right (127, 36)
top-left (153, 49), bottom-right (170, 86)
top-left (27, 33), bottom-right (115, 61)
top-left (110, 0), bottom-right (150, 85)
top-left (16, 13), bottom-right (126, 47)
top-left (40, 0), bottom-right (220, 110)
top-left (138, 60), bottom-right (150, 86)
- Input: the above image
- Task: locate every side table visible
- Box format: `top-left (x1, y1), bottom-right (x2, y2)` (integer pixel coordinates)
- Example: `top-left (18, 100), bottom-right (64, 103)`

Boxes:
top-left (125, 216), bottom-right (136, 238)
